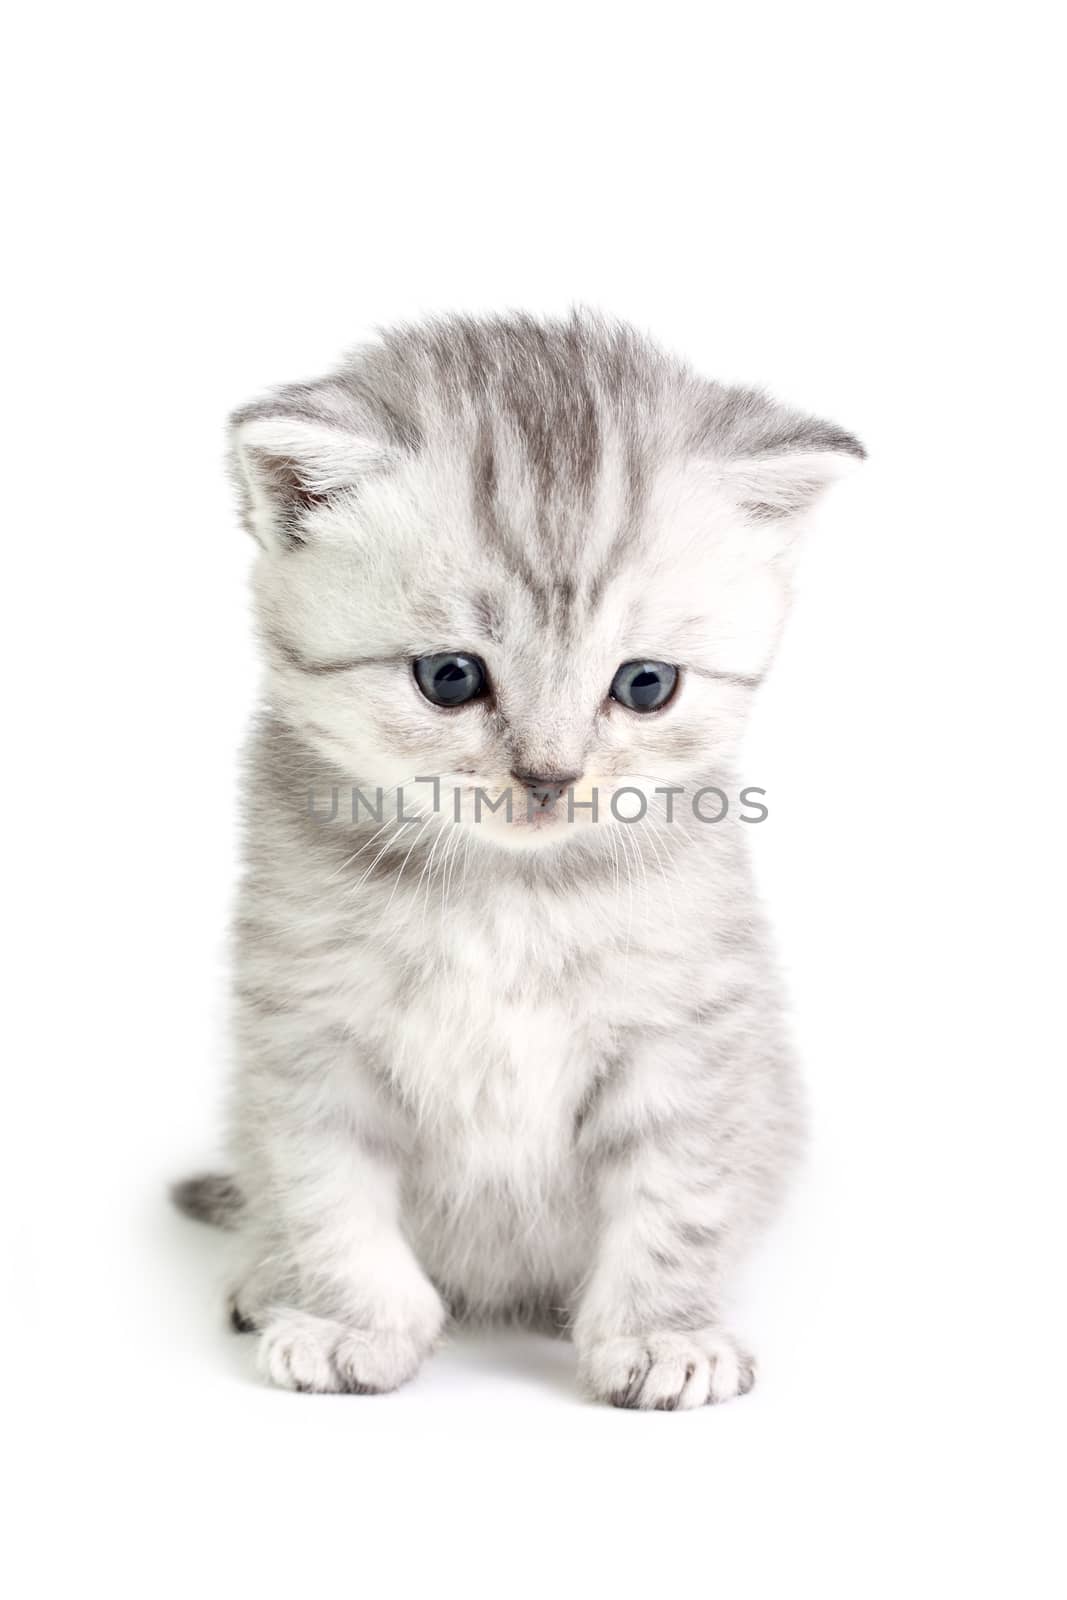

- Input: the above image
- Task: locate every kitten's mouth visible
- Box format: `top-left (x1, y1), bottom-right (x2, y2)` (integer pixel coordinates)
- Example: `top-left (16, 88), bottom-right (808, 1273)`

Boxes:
top-left (448, 780), bottom-right (597, 851)
top-left (512, 803), bottom-right (565, 830)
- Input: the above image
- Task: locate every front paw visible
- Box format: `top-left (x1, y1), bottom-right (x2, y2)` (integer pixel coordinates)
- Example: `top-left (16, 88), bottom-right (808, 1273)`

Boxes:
top-left (257, 1309), bottom-right (434, 1395)
top-left (578, 1329), bottom-right (755, 1410)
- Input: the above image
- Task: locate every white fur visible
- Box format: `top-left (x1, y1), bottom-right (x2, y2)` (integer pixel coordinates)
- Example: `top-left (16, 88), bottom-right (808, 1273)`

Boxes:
top-left (185, 315), bottom-right (862, 1407)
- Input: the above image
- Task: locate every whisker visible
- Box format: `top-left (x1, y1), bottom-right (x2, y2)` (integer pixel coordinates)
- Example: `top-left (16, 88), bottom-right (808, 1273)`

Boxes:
top-left (415, 824), bottom-right (450, 922)
top-left (382, 813), bottom-right (437, 912)
top-left (629, 817), bottom-right (652, 909)
top-left (347, 810), bottom-right (426, 897)
top-left (325, 771), bottom-right (430, 880)
top-left (327, 814), bottom-right (394, 880)
top-left (605, 819), bottom-right (622, 899)
top-left (615, 821), bottom-right (636, 972)
top-left (639, 815), bottom-right (682, 936)
top-left (438, 825), bottom-right (465, 923)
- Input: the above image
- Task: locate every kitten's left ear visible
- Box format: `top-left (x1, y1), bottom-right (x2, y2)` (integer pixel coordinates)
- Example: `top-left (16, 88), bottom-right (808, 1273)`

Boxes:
top-left (705, 392), bottom-right (866, 522)
top-left (724, 440), bottom-right (865, 521)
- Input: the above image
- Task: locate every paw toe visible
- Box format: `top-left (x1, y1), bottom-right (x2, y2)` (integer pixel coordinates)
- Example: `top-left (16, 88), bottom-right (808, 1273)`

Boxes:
top-left (581, 1329), bottom-right (755, 1411)
top-left (257, 1311), bottom-right (425, 1395)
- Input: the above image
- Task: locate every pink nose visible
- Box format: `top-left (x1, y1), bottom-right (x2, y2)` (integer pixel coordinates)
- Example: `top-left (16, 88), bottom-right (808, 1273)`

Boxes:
top-left (509, 770), bottom-right (582, 808)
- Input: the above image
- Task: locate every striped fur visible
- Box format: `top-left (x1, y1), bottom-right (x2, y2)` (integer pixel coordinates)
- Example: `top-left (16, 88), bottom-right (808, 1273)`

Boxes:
top-left (179, 312), bottom-right (861, 1407)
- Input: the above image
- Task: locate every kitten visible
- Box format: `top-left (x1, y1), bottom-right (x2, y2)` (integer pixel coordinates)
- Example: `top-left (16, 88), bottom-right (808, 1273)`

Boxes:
top-left (173, 312), bottom-right (863, 1408)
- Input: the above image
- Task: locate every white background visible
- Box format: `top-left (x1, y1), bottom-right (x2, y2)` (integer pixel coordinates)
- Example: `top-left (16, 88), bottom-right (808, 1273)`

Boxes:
top-left (6, 3), bottom-right (1064, 1596)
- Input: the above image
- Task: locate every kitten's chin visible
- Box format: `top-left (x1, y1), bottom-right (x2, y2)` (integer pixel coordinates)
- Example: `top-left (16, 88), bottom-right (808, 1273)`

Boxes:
top-left (469, 811), bottom-right (598, 854)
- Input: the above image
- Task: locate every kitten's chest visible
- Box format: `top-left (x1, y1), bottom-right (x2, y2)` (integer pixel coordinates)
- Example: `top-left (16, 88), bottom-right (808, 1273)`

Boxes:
top-left (329, 865), bottom-right (685, 1149)
top-left (334, 875), bottom-right (638, 1142)
top-left (377, 905), bottom-right (613, 1139)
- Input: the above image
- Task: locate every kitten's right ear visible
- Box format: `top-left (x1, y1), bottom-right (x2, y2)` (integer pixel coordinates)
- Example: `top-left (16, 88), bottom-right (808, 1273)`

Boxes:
top-left (229, 409), bottom-right (393, 550)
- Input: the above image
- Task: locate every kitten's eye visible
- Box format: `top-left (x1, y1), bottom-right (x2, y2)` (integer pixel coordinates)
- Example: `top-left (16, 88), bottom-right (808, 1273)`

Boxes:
top-left (413, 653), bottom-right (489, 707)
top-left (610, 660), bottom-right (679, 712)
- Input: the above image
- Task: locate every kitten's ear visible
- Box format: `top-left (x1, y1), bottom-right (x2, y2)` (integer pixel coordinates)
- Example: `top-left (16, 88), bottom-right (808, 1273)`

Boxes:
top-left (723, 441), bottom-right (865, 521)
top-left (229, 409), bottom-right (392, 550)
top-left (701, 389), bottom-right (865, 523)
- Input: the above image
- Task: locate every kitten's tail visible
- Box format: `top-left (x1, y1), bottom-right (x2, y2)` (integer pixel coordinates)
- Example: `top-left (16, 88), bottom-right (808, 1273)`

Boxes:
top-left (170, 1172), bottom-right (243, 1229)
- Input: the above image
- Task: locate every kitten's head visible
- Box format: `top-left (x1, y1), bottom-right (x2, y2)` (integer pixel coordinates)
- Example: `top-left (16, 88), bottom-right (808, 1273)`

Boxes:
top-left (231, 312), bottom-right (862, 852)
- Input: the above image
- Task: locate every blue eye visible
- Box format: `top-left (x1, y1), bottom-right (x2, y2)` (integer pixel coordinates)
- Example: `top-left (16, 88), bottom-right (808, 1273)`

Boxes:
top-left (610, 660), bottom-right (678, 712)
top-left (414, 653), bottom-right (489, 707)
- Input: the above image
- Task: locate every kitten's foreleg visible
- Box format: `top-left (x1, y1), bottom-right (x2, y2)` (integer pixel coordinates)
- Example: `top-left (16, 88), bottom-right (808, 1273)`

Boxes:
top-left (230, 1050), bottom-right (445, 1395)
top-left (573, 1030), bottom-right (793, 1410)
top-left (572, 1161), bottom-right (756, 1410)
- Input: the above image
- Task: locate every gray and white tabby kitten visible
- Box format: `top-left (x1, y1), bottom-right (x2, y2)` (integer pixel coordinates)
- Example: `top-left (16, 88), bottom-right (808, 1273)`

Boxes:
top-left (174, 312), bottom-right (863, 1408)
